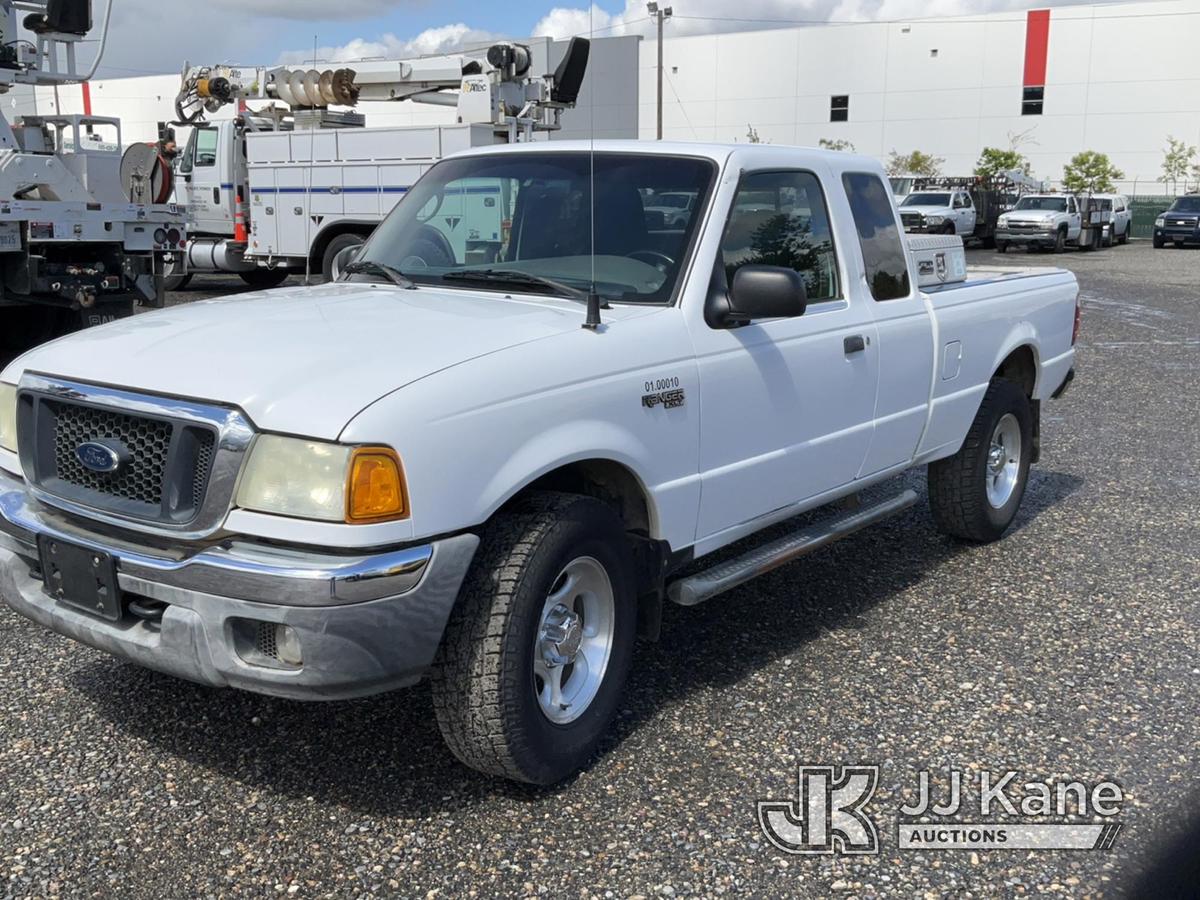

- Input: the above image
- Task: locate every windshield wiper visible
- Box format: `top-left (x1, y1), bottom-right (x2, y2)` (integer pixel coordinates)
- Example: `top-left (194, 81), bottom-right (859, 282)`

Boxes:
top-left (441, 268), bottom-right (588, 301)
top-left (342, 259), bottom-right (416, 289)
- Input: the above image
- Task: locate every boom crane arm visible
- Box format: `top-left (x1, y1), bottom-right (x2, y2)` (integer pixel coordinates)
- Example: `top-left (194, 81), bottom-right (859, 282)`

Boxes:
top-left (175, 39), bottom-right (590, 137)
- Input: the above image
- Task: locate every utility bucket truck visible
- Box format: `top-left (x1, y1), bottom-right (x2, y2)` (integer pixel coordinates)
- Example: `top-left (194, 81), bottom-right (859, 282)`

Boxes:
top-left (0, 0), bottom-right (186, 355)
top-left (170, 39), bottom-right (590, 286)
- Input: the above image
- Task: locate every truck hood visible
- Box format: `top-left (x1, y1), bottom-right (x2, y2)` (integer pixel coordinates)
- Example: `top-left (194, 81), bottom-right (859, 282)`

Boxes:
top-left (1004, 209), bottom-right (1062, 221)
top-left (900, 204), bottom-right (953, 216)
top-left (4, 283), bottom-right (637, 440)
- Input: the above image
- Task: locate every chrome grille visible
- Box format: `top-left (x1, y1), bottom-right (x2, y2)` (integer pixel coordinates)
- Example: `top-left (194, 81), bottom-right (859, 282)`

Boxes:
top-left (16, 376), bottom-right (253, 539)
top-left (50, 401), bottom-right (172, 507)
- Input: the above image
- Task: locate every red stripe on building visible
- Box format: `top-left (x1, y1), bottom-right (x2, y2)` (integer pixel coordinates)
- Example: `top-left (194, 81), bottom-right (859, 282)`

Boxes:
top-left (81, 81), bottom-right (92, 115)
top-left (1023, 9), bottom-right (1051, 87)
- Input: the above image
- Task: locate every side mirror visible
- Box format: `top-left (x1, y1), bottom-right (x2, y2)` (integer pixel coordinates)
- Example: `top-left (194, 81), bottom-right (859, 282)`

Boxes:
top-left (332, 244), bottom-right (363, 279)
top-left (728, 265), bottom-right (807, 321)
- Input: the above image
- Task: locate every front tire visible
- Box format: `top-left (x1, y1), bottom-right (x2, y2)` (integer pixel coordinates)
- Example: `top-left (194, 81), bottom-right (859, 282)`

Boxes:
top-left (1118, 222), bottom-right (1130, 245)
top-left (996, 241), bottom-right (1008, 254)
top-left (1052, 227), bottom-right (1066, 253)
top-left (941, 222), bottom-right (957, 235)
top-left (1153, 235), bottom-right (1165, 248)
top-left (431, 492), bottom-right (637, 785)
top-left (928, 378), bottom-right (1033, 543)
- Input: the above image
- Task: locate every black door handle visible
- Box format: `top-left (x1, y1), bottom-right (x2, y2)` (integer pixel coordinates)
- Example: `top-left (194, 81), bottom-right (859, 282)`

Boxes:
top-left (213, 187), bottom-right (221, 204)
top-left (844, 335), bottom-right (866, 354)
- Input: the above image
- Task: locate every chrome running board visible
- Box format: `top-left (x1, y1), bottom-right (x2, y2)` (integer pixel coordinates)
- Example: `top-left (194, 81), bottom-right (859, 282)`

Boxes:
top-left (666, 490), bottom-right (919, 607)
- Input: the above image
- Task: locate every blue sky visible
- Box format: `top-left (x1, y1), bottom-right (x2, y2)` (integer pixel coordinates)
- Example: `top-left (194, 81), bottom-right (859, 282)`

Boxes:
top-left (99, 0), bottom-right (1145, 77)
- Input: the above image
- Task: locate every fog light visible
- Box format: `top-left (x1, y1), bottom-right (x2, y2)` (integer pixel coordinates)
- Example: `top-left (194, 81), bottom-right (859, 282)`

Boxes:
top-left (275, 624), bottom-right (303, 667)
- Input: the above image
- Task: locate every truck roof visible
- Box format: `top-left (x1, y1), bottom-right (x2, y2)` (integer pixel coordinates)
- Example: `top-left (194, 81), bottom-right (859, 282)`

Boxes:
top-left (450, 139), bottom-right (886, 173)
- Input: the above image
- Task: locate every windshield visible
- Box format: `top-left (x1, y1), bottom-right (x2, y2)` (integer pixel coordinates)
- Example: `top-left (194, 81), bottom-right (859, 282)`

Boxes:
top-left (1169, 196), bottom-right (1200, 213)
top-left (1015, 196), bottom-right (1067, 212)
top-left (901, 193), bottom-right (951, 207)
top-left (354, 152), bottom-right (716, 303)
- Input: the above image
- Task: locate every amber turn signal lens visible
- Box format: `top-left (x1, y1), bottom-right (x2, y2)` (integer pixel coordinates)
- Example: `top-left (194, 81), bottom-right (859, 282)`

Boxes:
top-left (346, 447), bottom-right (408, 523)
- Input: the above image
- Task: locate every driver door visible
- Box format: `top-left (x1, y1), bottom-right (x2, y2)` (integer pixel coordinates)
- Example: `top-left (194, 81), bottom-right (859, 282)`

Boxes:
top-left (686, 167), bottom-right (879, 544)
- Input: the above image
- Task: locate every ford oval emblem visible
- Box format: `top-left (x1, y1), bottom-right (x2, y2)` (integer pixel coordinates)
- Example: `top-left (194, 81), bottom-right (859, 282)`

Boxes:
top-left (76, 441), bottom-right (122, 474)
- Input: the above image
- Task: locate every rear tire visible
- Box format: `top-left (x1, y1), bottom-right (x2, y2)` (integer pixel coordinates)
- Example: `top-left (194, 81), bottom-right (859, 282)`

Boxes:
top-left (321, 233), bottom-right (366, 282)
top-left (238, 268), bottom-right (290, 290)
top-left (431, 492), bottom-right (637, 785)
top-left (928, 378), bottom-right (1033, 543)
top-left (163, 273), bottom-right (192, 292)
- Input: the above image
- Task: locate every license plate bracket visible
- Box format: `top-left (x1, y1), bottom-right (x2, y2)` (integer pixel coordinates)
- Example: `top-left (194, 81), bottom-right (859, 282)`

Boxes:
top-left (38, 537), bottom-right (122, 622)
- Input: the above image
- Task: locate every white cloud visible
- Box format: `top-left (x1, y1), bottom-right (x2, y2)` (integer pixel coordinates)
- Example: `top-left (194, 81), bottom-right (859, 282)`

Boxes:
top-left (277, 24), bottom-right (506, 64)
top-left (533, 5), bottom-right (614, 40)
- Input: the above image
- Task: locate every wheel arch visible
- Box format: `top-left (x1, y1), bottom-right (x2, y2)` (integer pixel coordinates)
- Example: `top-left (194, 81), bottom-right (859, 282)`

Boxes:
top-left (499, 457), bottom-right (658, 540)
top-left (993, 342), bottom-right (1039, 398)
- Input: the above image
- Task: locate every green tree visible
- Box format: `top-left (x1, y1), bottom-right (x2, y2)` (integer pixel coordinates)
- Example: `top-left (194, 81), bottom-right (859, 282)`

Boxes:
top-left (886, 150), bottom-right (943, 177)
top-left (1062, 151), bottom-right (1124, 193)
top-left (819, 138), bottom-right (856, 152)
top-left (975, 146), bottom-right (1031, 179)
top-left (1158, 135), bottom-right (1196, 194)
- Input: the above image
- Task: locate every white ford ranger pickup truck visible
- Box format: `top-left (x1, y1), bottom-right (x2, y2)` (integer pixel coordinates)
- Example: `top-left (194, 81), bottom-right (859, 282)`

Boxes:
top-left (0, 143), bottom-right (1079, 784)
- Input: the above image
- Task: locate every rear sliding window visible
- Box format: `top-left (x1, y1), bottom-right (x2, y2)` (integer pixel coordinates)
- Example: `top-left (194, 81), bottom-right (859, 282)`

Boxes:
top-left (841, 172), bottom-right (911, 302)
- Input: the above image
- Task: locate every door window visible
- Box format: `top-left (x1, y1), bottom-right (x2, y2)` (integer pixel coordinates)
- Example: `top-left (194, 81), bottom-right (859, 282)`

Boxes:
top-left (841, 172), bottom-right (911, 302)
top-left (193, 128), bottom-right (219, 168)
top-left (720, 170), bottom-right (839, 302)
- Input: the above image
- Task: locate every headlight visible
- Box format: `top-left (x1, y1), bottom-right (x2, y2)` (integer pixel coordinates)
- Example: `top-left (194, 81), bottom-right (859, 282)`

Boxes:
top-left (925, 216), bottom-right (944, 226)
top-left (236, 434), bottom-right (408, 523)
top-left (997, 216), bottom-right (1009, 227)
top-left (0, 382), bottom-right (17, 453)
top-left (1155, 217), bottom-right (1165, 228)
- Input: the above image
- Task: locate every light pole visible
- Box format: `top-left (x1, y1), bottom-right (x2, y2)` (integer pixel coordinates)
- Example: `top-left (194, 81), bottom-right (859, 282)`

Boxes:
top-left (647, 2), bottom-right (672, 140)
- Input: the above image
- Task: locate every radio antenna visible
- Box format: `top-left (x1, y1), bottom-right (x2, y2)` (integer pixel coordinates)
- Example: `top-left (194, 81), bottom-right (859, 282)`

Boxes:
top-left (303, 34), bottom-right (317, 285)
top-left (582, 6), bottom-right (602, 331)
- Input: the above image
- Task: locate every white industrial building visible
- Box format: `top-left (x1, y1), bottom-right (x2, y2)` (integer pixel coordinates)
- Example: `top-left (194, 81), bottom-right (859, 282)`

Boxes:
top-left (13, 0), bottom-right (1200, 194)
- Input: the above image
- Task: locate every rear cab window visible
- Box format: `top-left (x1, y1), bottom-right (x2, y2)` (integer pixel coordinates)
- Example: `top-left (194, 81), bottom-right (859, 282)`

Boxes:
top-left (841, 172), bottom-right (911, 301)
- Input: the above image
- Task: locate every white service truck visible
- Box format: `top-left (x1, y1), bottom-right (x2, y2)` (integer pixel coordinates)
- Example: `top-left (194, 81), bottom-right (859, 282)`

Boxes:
top-left (170, 39), bottom-right (590, 287)
top-left (0, 143), bottom-right (1079, 785)
top-left (996, 192), bottom-right (1111, 253)
top-left (0, 0), bottom-right (186, 354)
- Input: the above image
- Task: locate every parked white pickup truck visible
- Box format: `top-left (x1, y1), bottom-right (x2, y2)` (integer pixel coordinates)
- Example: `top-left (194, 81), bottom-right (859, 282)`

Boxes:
top-left (0, 143), bottom-right (1079, 784)
top-left (996, 193), bottom-right (1083, 252)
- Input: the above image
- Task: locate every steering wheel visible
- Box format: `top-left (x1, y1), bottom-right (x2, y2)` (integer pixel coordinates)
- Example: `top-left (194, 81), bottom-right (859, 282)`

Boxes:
top-left (626, 250), bottom-right (675, 273)
top-left (404, 225), bottom-right (456, 269)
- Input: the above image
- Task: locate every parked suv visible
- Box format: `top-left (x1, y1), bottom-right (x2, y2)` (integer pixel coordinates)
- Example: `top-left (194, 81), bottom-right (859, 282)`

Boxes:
top-left (899, 189), bottom-right (977, 235)
top-left (1153, 195), bottom-right (1200, 248)
top-left (1093, 194), bottom-right (1131, 246)
top-left (996, 194), bottom-right (1082, 253)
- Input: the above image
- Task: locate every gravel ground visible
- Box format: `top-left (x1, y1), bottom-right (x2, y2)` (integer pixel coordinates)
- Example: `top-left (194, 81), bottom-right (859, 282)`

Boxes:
top-left (1, 242), bottom-right (1198, 898)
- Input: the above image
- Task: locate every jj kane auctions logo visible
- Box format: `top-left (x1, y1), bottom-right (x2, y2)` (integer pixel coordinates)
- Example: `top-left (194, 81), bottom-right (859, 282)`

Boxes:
top-left (758, 766), bottom-right (1124, 855)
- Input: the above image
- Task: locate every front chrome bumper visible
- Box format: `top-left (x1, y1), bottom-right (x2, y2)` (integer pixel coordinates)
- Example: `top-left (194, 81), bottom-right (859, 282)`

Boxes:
top-left (996, 228), bottom-right (1056, 244)
top-left (0, 467), bottom-right (479, 700)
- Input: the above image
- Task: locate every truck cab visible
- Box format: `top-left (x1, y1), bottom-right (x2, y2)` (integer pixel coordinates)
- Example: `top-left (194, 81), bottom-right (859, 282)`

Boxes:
top-left (899, 188), bottom-right (977, 236)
